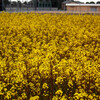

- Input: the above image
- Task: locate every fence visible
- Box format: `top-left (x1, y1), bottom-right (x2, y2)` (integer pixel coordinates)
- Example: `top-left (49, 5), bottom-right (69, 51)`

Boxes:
top-left (0, 0), bottom-right (58, 12)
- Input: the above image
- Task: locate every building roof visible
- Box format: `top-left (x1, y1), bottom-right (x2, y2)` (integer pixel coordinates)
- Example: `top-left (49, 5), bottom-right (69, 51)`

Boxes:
top-left (62, 1), bottom-right (84, 4)
top-left (62, 1), bottom-right (72, 4)
top-left (66, 4), bottom-right (100, 6)
top-left (73, 1), bottom-right (84, 4)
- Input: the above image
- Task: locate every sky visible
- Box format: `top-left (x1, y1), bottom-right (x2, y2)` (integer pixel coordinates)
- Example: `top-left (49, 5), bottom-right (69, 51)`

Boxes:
top-left (10, 0), bottom-right (100, 3)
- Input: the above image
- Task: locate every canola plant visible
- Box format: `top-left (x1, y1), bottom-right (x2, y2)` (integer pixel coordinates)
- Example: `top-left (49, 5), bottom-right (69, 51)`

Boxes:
top-left (0, 12), bottom-right (100, 100)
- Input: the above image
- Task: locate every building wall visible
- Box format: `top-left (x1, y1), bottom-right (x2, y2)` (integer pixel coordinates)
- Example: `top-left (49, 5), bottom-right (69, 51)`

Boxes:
top-left (76, 6), bottom-right (90, 12)
top-left (66, 6), bottom-right (100, 12)
top-left (97, 6), bottom-right (100, 11)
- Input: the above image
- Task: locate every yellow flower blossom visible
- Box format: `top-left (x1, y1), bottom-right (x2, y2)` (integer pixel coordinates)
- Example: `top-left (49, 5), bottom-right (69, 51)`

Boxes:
top-left (29, 96), bottom-right (39, 100)
top-left (0, 12), bottom-right (100, 100)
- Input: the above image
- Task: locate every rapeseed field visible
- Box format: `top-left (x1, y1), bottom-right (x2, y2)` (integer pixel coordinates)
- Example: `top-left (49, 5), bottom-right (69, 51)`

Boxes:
top-left (0, 12), bottom-right (100, 100)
